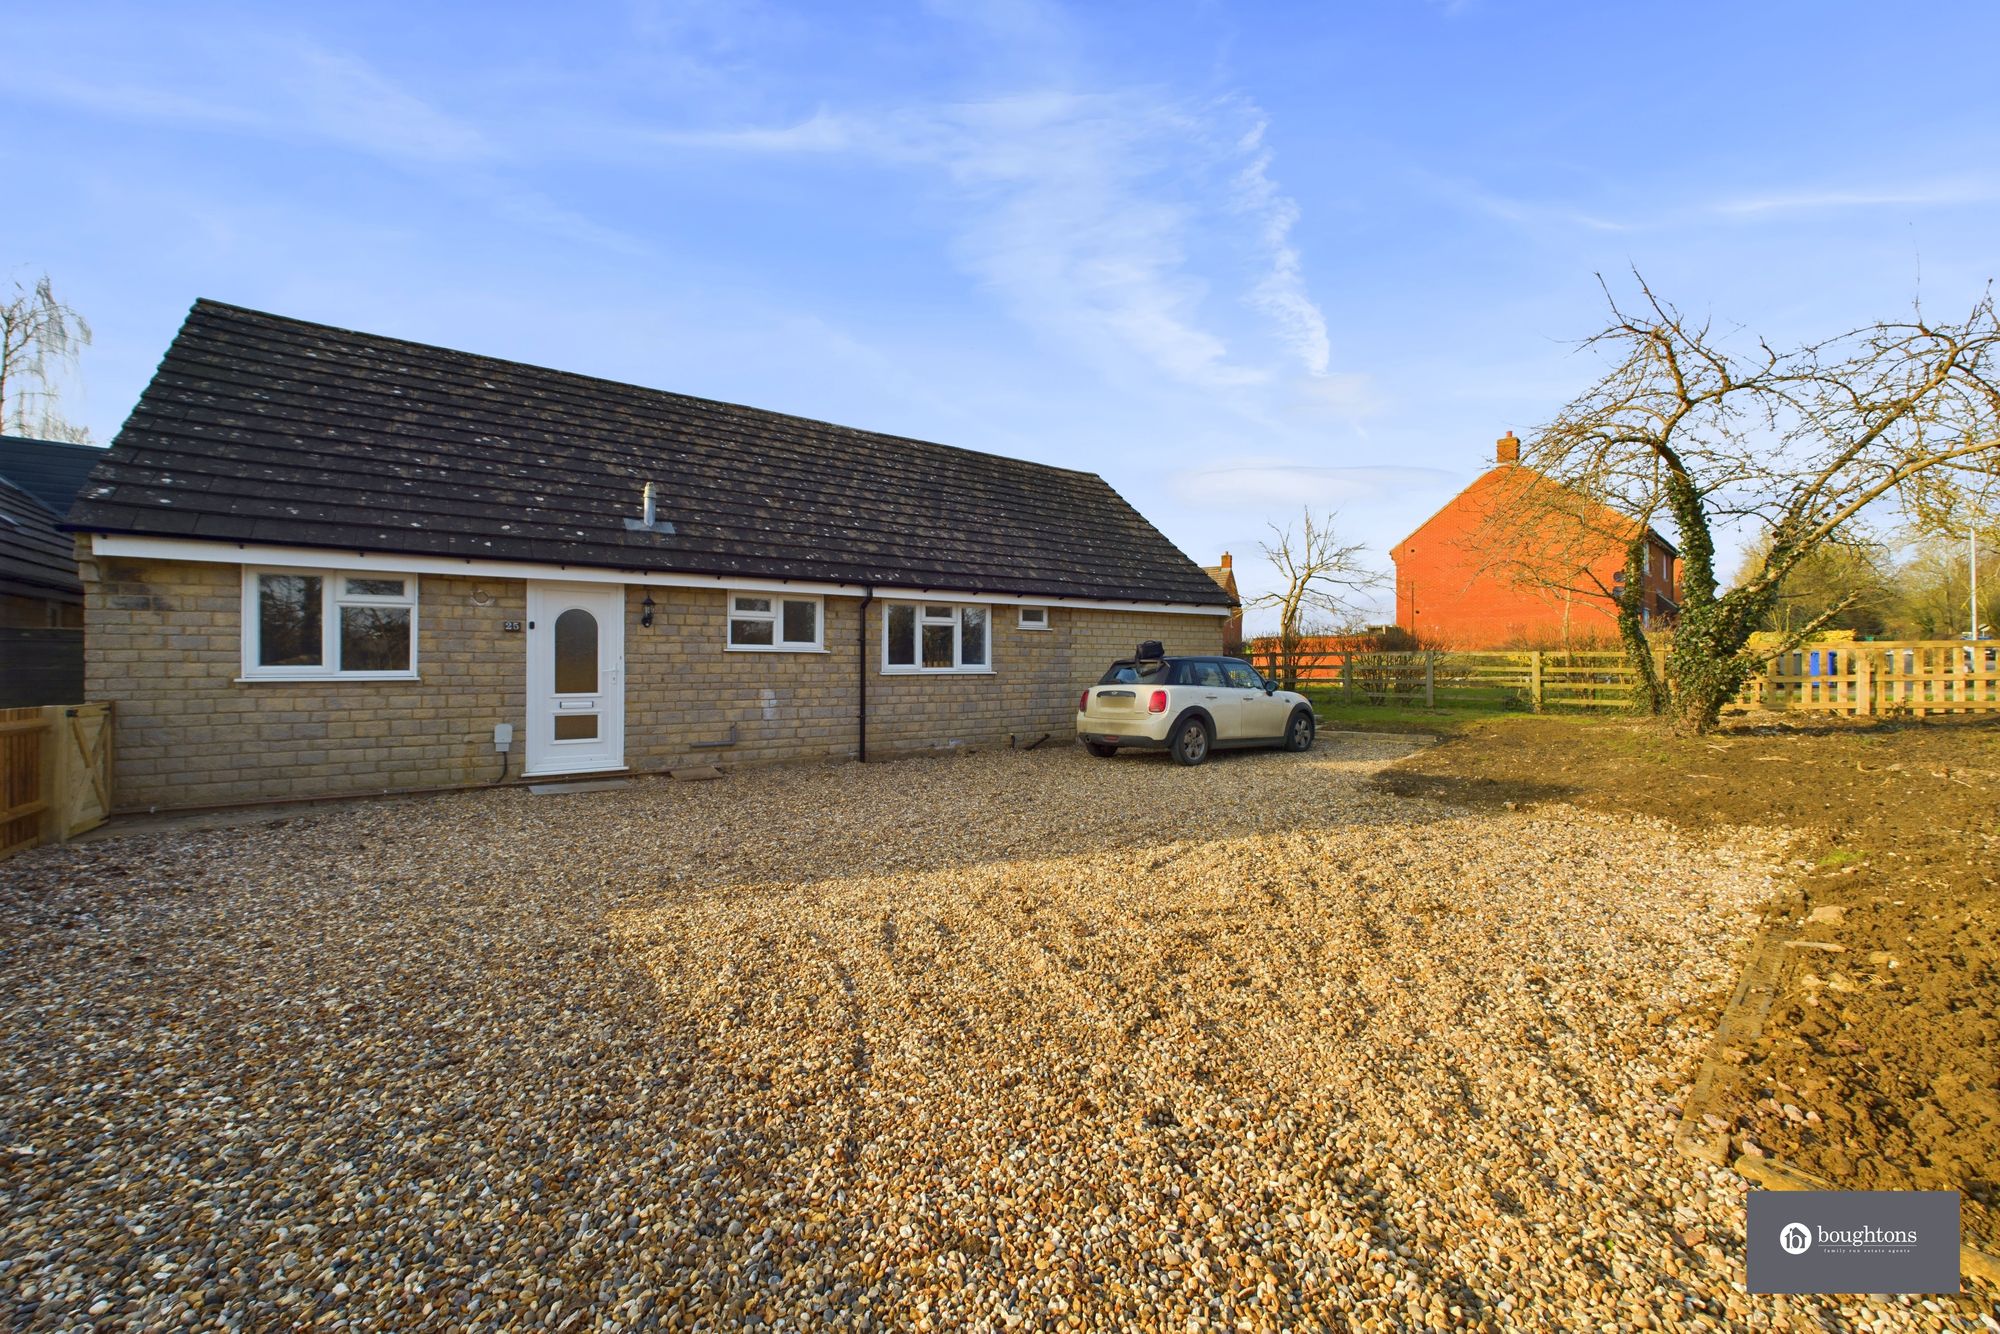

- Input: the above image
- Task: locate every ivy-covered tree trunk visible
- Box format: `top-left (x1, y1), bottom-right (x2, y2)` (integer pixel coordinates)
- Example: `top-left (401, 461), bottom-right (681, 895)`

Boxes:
top-left (1655, 474), bottom-right (1781, 734)
top-left (1615, 534), bottom-right (1664, 715)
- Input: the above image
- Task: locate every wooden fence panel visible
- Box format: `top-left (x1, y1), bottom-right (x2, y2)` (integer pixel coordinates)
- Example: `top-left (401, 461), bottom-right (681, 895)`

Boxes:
top-left (0, 709), bottom-right (47, 858)
top-left (1255, 640), bottom-right (1998, 716)
top-left (0, 703), bottom-right (111, 861)
top-left (1756, 642), bottom-right (2000, 717)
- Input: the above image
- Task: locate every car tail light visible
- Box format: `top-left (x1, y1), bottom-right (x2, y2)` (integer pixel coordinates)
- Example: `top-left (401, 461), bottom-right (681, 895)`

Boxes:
top-left (1148, 689), bottom-right (1168, 713)
top-left (1078, 689), bottom-right (1090, 713)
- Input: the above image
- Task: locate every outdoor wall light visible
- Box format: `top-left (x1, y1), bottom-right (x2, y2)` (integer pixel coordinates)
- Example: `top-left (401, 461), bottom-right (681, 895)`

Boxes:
top-left (640, 592), bottom-right (656, 628)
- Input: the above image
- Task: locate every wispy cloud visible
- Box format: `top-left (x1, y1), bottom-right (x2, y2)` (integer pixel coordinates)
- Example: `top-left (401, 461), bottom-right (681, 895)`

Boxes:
top-left (1167, 461), bottom-right (1456, 511)
top-left (4, 32), bottom-right (652, 255)
top-left (1708, 179), bottom-right (2000, 217)
top-left (656, 109), bottom-right (858, 153)
top-left (8, 39), bottom-right (494, 166)
top-left (1415, 165), bottom-right (2000, 235)
top-left (1230, 115), bottom-right (1331, 376)
top-left (657, 91), bottom-right (1334, 392)
top-left (1411, 169), bottom-right (1632, 233)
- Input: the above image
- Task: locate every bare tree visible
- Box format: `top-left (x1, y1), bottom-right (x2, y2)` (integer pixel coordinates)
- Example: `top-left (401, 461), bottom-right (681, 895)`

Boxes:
top-left (1248, 508), bottom-right (1382, 688)
top-left (0, 274), bottom-right (93, 443)
top-left (1521, 274), bottom-right (2000, 733)
top-left (1729, 532), bottom-right (1894, 639)
top-left (1903, 464), bottom-right (2000, 639)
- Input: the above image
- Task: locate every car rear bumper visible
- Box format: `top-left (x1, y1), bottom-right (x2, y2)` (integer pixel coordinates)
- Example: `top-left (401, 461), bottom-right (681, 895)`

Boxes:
top-left (1076, 731), bottom-right (1169, 750)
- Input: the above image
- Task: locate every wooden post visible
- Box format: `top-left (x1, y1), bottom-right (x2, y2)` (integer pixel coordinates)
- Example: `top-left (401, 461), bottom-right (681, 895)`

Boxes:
top-left (1856, 648), bottom-right (1874, 717)
top-left (1529, 650), bottom-right (1543, 712)
top-left (1342, 654), bottom-right (1354, 703)
top-left (37, 708), bottom-right (61, 849)
top-left (1424, 652), bottom-right (1435, 708)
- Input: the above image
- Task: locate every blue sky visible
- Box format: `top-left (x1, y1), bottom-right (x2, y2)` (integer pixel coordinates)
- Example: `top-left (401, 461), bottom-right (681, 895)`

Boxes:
top-left (6, 1), bottom-right (1997, 628)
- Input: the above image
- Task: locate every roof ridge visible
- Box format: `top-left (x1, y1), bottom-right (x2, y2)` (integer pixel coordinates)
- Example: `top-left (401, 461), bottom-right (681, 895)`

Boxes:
top-left (187, 299), bottom-right (1107, 483)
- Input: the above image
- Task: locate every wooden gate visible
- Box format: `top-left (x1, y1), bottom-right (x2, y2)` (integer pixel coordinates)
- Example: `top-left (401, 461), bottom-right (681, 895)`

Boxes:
top-left (0, 704), bottom-right (112, 861)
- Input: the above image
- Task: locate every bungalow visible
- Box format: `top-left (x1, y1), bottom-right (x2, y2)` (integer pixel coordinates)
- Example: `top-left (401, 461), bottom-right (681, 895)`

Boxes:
top-left (65, 301), bottom-right (1233, 811)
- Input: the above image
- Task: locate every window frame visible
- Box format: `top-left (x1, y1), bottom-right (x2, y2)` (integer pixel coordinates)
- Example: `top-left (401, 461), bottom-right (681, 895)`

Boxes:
top-left (239, 567), bottom-right (421, 682)
top-left (1017, 605), bottom-right (1050, 631)
top-left (880, 600), bottom-right (996, 675)
top-left (724, 591), bottom-right (826, 653)
top-left (1220, 659), bottom-right (1264, 690)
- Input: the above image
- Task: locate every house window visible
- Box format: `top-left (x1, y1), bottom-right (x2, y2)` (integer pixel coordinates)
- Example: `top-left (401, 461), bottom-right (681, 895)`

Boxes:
top-left (882, 602), bottom-right (992, 673)
top-left (242, 570), bottom-right (418, 679)
top-left (727, 593), bottom-right (823, 651)
top-left (1017, 606), bottom-right (1049, 630)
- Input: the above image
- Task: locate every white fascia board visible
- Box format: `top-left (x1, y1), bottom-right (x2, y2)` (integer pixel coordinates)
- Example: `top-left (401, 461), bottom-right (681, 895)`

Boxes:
top-left (869, 588), bottom-right (1231, 617)
top-left (88, 535), bottom-right (867, 597)
top-left (86, 534), bottom-right (1233, 617)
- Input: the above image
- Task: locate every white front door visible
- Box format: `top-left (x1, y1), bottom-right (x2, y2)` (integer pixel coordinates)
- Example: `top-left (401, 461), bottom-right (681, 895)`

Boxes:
top-left (525, 582), bottom-right (625, 777)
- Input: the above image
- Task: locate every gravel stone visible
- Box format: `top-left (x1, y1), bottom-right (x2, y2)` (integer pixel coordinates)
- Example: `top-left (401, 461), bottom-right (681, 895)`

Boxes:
top-left (0, 740), bottom-right (1984, 1329)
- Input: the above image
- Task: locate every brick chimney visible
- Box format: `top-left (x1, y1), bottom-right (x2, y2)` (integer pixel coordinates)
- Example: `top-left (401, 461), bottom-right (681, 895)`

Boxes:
top-left (1496, 430), bottom-right (1520, 465)
top-left (1220, 552), bottom-right (1232, 568)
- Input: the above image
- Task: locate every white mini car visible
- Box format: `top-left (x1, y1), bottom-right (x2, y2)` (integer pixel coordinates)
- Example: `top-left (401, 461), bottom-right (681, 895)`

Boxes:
top-left (1076, 650), bottom-right (1316, 766)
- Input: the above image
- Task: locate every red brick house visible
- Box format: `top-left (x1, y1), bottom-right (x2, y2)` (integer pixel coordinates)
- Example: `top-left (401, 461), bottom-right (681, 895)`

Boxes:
top-left (1391, 432), bottom-right (1678, 650)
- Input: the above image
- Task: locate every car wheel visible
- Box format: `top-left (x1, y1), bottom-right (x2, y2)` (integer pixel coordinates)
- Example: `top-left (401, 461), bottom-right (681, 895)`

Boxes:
top-left (1085, 741), bottom-right (1119, 758)
top-left (1284, 708), bottom-right (1315, 752)
top-left (1169, 716), bottom-right (1212, 766)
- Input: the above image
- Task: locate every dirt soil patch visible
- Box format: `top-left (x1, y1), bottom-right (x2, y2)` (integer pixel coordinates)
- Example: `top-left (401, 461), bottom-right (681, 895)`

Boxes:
top-left (1373, 713), bottom-right (2000, 1253)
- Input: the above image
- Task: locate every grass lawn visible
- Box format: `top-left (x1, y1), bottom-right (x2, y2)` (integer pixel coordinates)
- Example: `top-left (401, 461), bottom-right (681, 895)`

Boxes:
top-left (1302, 689), bottom-right (1625, 735)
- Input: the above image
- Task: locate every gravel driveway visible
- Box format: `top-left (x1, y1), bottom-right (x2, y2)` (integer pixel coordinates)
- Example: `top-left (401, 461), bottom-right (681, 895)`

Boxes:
top-left (0, 739), bottom-right (1977, 1330)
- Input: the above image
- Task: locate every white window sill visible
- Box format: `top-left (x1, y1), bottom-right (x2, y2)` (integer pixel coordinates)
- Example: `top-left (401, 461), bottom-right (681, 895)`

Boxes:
top-left (236, 671), bottom-right (422, 683)
top-left (1017, 625), bottom-right (1051, 632)
top-left (879, 667), bottom-right (996, 676)
top-left (724, 644), bottom-right (830, 653)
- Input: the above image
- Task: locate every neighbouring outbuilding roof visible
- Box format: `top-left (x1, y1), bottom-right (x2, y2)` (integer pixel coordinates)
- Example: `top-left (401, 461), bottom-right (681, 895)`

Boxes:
top-left (67, 301), bottom-right (1233, 607)
top-left (0, 475), bottom-right (83, 604)
top-left (0, 436), bottom-right (109, 517)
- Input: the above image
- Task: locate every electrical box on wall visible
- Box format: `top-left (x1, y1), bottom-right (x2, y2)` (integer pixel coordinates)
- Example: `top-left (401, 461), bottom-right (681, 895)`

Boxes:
top-left (493, 724), bottom-right (514, 753)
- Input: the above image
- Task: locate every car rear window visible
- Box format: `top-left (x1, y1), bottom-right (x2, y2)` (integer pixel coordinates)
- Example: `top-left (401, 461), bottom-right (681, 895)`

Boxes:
top-left (1098, 659), bottom-right (1177, 685)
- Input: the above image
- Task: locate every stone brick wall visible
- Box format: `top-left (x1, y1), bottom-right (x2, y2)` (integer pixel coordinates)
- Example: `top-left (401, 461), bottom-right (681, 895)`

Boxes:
top-left (83, 554), bottom-right (528, 810)
top-left (865, 603), bottom-right (1222, 755)
top-left (622, 586), bottom-right (860, 770)
top-left (81, 553), bottom-right (1226, 809)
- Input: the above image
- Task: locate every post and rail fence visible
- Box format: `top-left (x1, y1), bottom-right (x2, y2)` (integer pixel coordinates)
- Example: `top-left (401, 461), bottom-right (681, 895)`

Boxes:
top-left (1250, 641), bottom-right (2000, 717)
top-left (0, 704), bottom-right (112, 862)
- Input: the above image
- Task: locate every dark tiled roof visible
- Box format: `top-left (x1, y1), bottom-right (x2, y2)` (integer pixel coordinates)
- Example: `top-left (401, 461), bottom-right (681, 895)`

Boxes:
top-left (0, 436), bottom-right (109, 516)
top-left (0, 476), bottom-right (83, 603)
top-left (68, 302), bottom-right (1232, 607)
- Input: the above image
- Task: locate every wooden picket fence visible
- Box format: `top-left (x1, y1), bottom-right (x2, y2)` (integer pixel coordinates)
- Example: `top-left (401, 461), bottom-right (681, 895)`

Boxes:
top-left (1746, 641), bottom-right (2000, 716)
top-left (0, 704), bottom-right (112, 862)
top-left (1254, 641), bottom-right (2000, 716)
top-left (1253, 648), bottom-right (1638, 710)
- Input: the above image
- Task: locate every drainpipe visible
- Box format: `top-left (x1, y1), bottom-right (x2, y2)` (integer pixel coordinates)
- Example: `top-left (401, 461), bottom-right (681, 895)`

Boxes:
top-left (857, 586), bottom-right (875, 762)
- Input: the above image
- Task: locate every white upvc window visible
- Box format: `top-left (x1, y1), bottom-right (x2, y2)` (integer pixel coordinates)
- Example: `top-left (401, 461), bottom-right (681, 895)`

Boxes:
top-left (1017, 606), bottom-right (1050, 630)
top-left (726, 592), bottom-right (824, 651)
top-left (882, 601), bottom-right (992, 674)
top-left (240, 569), bottom-right (419, 680)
